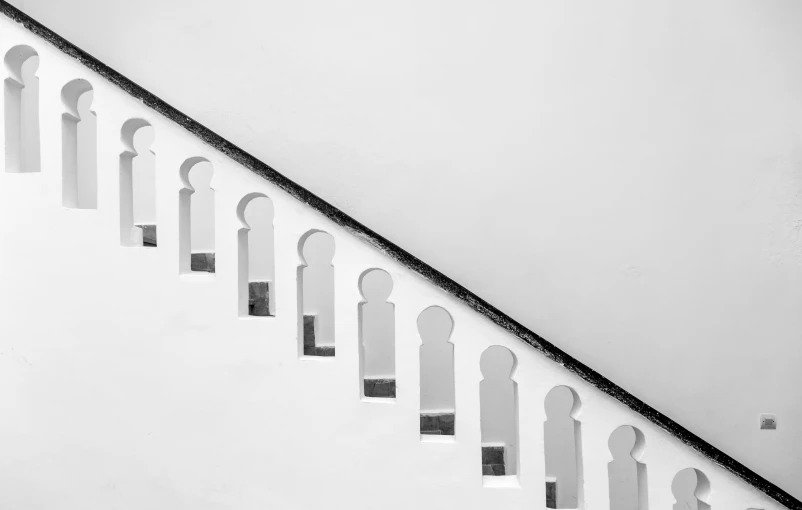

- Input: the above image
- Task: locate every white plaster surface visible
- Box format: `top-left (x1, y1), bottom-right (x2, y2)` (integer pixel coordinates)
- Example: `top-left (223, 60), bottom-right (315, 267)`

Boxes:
top-left (360, 268), bottom-right (396, 379)
top-left (419, 305), bottom-right (455, 412)
top-left (188, 161), bottom-right (214, 253)
top-left (15, 0), bottom-right (802, 495)
top-left (3, 1), bottom-right (802, 503)
top-left (75, 90), bottom-right (97, 208)
top-left (300, 231), bottom-right (334, 346)
top-left (244, 196), bottom-right (273, 281)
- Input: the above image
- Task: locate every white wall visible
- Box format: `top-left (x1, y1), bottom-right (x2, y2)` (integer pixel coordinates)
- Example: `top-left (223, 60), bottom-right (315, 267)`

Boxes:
top-left (0, 19), bottom-right (790, 509)
top-left (16, 0), bottom-right (802, 497)
top-left (243, 197), bottom-right (272, 279)
top-left (188, 160), bottom-right (214, 253)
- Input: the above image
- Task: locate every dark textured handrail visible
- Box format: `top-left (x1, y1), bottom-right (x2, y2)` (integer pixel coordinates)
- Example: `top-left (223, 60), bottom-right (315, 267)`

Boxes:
top-left (0, 1), bottom-right (798, 507)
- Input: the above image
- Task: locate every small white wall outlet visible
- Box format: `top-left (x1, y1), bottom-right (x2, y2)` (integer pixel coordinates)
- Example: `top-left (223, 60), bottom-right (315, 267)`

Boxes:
top-left (759, 414), bottom-right (777, 430)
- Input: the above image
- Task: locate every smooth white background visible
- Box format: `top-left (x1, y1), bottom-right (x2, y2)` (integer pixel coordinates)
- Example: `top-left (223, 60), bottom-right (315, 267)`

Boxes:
top-left (15, 0), bottom-right (802, 497)
top-left (0, 19), bottom-right (789, 508)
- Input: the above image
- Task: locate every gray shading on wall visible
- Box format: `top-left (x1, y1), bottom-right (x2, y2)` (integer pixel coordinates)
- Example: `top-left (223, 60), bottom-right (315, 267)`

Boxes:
top-left (544, 385), bottom-right (583, 508)
top-left (672, 468), bottom-right (710, 510)
top-left (608, 425), bottom-right (648, 510)
top-left (480, 345), bottom-right (518, 475)
top-left (299, 230), bottom-right (334, 353)
top-left (419, 305), bottom-right (455, 435)
top-left (359, 268), bottom-right (395, 397)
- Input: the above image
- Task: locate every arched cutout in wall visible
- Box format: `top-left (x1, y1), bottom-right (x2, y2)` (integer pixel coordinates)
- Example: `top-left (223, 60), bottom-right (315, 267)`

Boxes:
top-left (419, 305), bottom-right (455, 436)
top-left (359, 268), bottom-right (395, 398)
top-left (480, 345), bottom-right (518, 477)
top-left (61, 79), bottom-right (97, 209)
top-left (119, 119), bottom-right (156, 247)
top-left (544, 385), bottom-right (584, 509)
top-left (608, 425), bottom-right (648, 510)
top-left (237, 193), bottom-right (275, 316)
top-left (4, 44), bottom-right (40, 173)
top-left (672, 468), bottom-right (711, 510)
top-left (298, 230), bottom-right (334, 355)
top-left (179, 157), bottom-right (215, 273)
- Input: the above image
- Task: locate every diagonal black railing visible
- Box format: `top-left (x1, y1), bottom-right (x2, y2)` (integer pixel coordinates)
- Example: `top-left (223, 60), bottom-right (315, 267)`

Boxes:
top-left (0, 1), bottom-right (798, 507)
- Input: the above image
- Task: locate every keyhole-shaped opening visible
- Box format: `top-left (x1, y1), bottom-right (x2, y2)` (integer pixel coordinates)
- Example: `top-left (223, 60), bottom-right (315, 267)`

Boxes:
top-left (119, 119), bottom-right (155, 247)
top-left (359, 268), bottom-right (396, 399)
top-left (237, 193), bottom-right (275, 317)
top-left (480, 345), bottom-right (518, 479)
top-left (608, 425), bottom-right (648, 510)
top-left (544, 385), bottom-right (584, 508)
top-left (672, 468), bottom-right (711, 510)
top-left (4, 45), bottom-right (40, 173)
top-left (298, 230), bottom-right (335, 356)
top-left (419, 305), bottom-right (455, 437)
top-left (61, 79), bottom-right (97, 209)
top-left (179, 157), bottom-right (215, 274)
